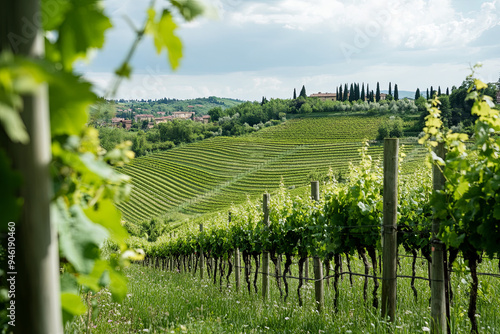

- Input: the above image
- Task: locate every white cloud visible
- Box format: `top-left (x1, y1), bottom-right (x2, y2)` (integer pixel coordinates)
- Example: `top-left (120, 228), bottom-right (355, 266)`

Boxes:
top-left (223, 0), bottom-right (500, 48)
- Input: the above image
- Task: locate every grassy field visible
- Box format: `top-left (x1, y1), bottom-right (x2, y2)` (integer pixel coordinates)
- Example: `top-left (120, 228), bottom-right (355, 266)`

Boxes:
top-left (66, 253), bottom-right (500, 333)
top-left (116, 113), bottom-right (426, 224)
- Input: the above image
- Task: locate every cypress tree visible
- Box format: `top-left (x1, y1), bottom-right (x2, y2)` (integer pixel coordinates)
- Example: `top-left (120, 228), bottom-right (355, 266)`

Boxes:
top-left (366, 84), bottom-right (370, 101)
top-left (349, 83), bottom-right (354, 102)
top-left (446, 87), bottom-right (449, 96)
top-left (376, 82), bottom-right (381, 102)
top-left (336, 87), bottom-right (339, 101)
top-left (426, 88), bottom-right (429, 99)
top-left (361, 83), bottom-right (365, 101)
top-left (415, 88), bottom-right (421, 100)
top-left (355, 83), bottom-right (360, 101)
top-left (388, 82), bottom-right (392, 96)
top-left (430, 86), bottom-right (434, 98)
top-left (339, 85), bottom-right (343, 102)
top-left (394, 84), bottom-right (399, 101)
top-left (343, 83), bottom-right (348, 101)
top-left (299, 85), bottom-right (307, 98)
top-left (293, 88), bottom-right (297, 99)
top-left (438, 86), bottom-right (441, 96)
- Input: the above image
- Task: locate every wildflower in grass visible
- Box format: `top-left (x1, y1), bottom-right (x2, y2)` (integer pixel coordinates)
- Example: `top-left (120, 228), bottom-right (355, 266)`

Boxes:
top-left (285, 317), bottom-right (289, 320)
top-left (108, 320), bottom-right (112, 323)
top-left (422, 327), bottom-right (430, 332)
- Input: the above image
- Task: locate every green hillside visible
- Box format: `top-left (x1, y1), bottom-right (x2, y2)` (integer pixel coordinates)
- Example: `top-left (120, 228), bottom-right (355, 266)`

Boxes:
top-left (116, 114), bottom-right (426, 223)
top-left (115, 96), bottom-right (243, 116)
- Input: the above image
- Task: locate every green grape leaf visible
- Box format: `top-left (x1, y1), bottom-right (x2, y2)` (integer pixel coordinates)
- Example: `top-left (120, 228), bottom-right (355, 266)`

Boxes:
top-left (0, 104), bottom-right (30, 144)
top-left (494, 206), bottom-right (500, 220)
top-left (79, 152), bottom-right (128, 183)
top-left (60, 272), bottom-right (79, 294)
top-left (56, 0), bottom-right (112, 70)
top-left (53, 199), bottom-right (109, 273)
top-left (42, 0), bottom-right (71, 31)
top-left (170, 0), bottom-right (205, 21)
top-left (49, 70), bottom-right (95, 136)
top-left (146, 9), bottom-right (183, 70)
top-left (77, 259), bottom-right (110, 292)
top-left (109, 268), bottom-right (128, 302)
top-left (84, 199), bottom-right (129, 247)
top-left (61, 292), bottom-right (87, 324)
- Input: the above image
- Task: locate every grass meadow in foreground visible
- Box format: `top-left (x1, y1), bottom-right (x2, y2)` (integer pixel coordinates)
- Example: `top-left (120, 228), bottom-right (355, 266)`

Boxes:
top-left (66, 255), bottom-right (500, 333)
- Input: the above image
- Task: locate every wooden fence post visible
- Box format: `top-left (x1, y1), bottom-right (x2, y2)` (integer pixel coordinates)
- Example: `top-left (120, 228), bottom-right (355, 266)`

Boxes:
top-left (311, 181), bottom-right (324, 312)
top-left (431, 142), bottom-right (447, 334)
top-left (200, 224), bottom-right (204, 280)
top-left (381, 138), bottom-right (399, 322)
top-left (262, 193), bottom-right (270, 300)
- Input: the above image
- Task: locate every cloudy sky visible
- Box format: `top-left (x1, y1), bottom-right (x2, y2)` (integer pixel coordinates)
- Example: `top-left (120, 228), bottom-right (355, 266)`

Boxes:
top-left (79, 0), bottom-right (500, 101)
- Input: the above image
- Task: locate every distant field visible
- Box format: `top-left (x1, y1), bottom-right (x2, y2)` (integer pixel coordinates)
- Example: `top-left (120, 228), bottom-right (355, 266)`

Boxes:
top-left (116, 114), bottom-right (426, 223)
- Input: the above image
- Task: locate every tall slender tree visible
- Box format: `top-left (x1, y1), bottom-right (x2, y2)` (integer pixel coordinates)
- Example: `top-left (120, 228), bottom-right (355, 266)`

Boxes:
top-left (336, 87), bottom-right (339, 101)
top-left (349, 83), bottom-right (354, 102)
top-left (426, 88), bottom-right (430, 99)
top-left (437, 86), bottom-right (442, 96)
top-left (376, 82), bottom-right (381, 102)
top-left (343, 83), bottom-right (348, 101)
top-left (293, 88), bottom-right (297, 99)
top-left (446, 87), bottom-right (449, 96)
top-left (388, 82), bottom-right (392, 96)
top-left (415, 88), bottom-right (421, 100)
top-left (430, 86), bottom-right (434, 98)
top-left (367, 84), bottom-right (370, 101)
top-left (299, 85), bottom-right (307, 98)
top-left (339, 85), bottom-right (343, 102)
top-left (361, 83), bottom-right (365, 101)
top-left (394, 84), bottom-right (399, 101)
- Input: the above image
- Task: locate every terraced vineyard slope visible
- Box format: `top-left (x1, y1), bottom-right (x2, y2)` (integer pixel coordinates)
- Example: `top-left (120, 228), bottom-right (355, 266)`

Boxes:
top-left (116, 114), bottom-right (426, 223)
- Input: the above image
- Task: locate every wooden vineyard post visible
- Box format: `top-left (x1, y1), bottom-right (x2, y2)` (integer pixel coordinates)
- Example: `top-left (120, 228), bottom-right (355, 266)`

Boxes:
top-left (200, 224), bottom-right (204, 280)
top-left (311, 181), bottom-right (324, 312)
top-left (431, 143), bottom-right (447, 334)
top-left (262, 193), bottom-right (270, 300)
top-left (235, 248), bottom-right (241, 292)
top-left (381, 138), bottom-right (398, 322)
top-left (1, 1), bottom-right (64, 332)
top-left (305, 258), bottom-right (309, 280)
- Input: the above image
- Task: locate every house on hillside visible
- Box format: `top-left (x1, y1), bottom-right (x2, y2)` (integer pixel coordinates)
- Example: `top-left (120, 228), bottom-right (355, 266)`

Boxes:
top-left (310, 92), bottom-right (387, 101)
top-left (172, 111), bottom-right (195, 120)
top-left (309, 92), bottom-right (338, 101)
top-left (193, 115), bottom-right (211, 124)
top-left (154, 116), bottom-right (174, 125)
top-left (111, 117), bottom-right (132, 129)
top-left (157, 111), bottom-right (166, 115)
top-left (111, 117), bottom-right (124, 126)
top-left (134, 114), bottom-right (154, 122)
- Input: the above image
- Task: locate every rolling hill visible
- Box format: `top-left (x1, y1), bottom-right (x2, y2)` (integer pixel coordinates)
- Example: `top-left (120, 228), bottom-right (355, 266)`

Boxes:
top-left (116, 113), bottom-right (426, 223)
